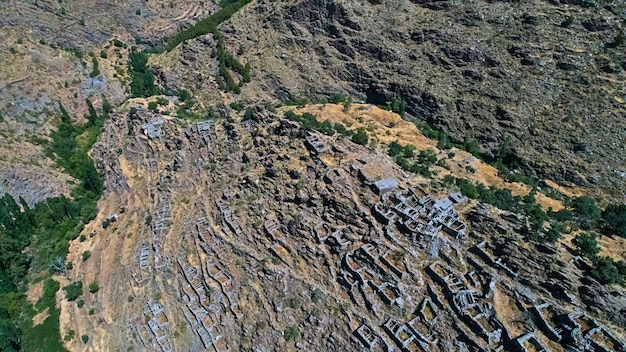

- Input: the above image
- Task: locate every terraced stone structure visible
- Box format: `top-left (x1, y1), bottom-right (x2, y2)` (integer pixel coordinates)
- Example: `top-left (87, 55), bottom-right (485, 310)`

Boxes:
top-left (69, 107), bottom-right (626, 351)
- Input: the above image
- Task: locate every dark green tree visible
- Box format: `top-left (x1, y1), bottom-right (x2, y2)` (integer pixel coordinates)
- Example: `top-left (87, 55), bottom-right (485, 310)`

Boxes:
top-left (573, 232), bottom-right (600, 258)
top-left (592, 257), bottom-right (621, 284)
top-left (388, 141), bottom-right (403, 156)
top-left (128, 49), bottom-right (157, 98)
top-left (86, 99), bottom-right (98, 126)
top-left (602, 203), bottom-right (626, 238)
top-left (64, 281), bottom-right (83, 301)
top-left (351, 128), bottom-right (368, 145)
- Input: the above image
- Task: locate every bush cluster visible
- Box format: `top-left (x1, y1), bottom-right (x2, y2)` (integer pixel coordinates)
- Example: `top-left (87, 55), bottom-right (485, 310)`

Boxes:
top-left (128, 49), bottom-right (157, 98)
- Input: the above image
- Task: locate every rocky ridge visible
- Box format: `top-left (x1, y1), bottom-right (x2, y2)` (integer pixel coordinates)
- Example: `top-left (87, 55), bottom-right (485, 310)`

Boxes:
top-left (61, 104), bottom-right (626, 351)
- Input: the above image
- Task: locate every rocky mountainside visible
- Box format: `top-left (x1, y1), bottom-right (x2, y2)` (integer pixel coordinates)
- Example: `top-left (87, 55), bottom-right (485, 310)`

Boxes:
top-left (218, 0), bottom-right (626, 198)
top-left (0, 0), bottom-right (216, 205)
top-left (1, 0), bottom-right (626, 351)
top-left (64, 104), bottom-right (625, 351)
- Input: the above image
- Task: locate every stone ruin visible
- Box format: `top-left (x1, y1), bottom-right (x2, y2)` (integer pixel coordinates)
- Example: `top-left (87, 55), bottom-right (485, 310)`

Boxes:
top-left (305, 132), bottom-right (329, 154)
top-left (141, 117), bottom-right (165, 139)
top-left (112, 115), bottom-right (625, 352)
top-left (129, 298), bottom-right (173, 352)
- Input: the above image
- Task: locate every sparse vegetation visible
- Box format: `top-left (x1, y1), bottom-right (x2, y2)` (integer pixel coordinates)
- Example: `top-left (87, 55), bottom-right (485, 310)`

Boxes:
top-left (311, 288), bottom-right (323, 303)
top-left (63, 330), bottom-right (75, 341)
top-left (284, 325), bottom-right (300, 341)
top-left (285, 296), bottom-right (301, 309)
top-left (283, 110), bottom-right (335, 135)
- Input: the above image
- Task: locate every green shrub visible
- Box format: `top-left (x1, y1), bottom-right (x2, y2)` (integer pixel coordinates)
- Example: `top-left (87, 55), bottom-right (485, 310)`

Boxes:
top-left (463, 135), bottom-right (481, 157)
top-left (37, 278), bottom-right (60, 310)
top-left (89, 282), bottom-right (99, 293)
top-left (77, 299), bottom-right (85, 308)
top-left (64, 281), bottom-right (83, 301)
top-left (311, 288), bottom-right (323, 303)
top-left (90, 57), bottom-right (100, 78)
top-left (549, 208), bottom-right (573, 222)
top-left (112, 39), bottom-right (126, 48)
top-left (477, 184), bottom-right (520, 212)
top-left (417, 148), bottom-right (436, 166)
top-left (243, 107), bottom-right (254, 121)
top-left (229, 101), bottom-right (245, 111)
top-left (81, 335), bottom-right (89, 344)
top-left (285, 296), bottom-right (300, 309)
top-left (284, 111), bottom-right (335, 135)
top-left (611, 32), bottom-right (624, 47)
top-left (602, 203), bottom-right (626, 238)
top-left (334, 122), bottom-right (352, 136)
top-left (592, 257), bottom-right (621, 284)
top-left (99, 50), bottom-right (108, 59)
top-left (128, 49), bottom-right (157, 97)
top-left (148, 101), bottom-right (158, 111)
top-left (329, 93), bottom-right (348, 104)
top-left (351, 128), bottom-right (368, 145)
top-left (437, 133), bottom-right (452, 149)
top-left (573, 232), bottom-right (600, 258)
top-left (394, 156), bottom-right (410, 171)
top-left (284, 326), bottom-right (299, 341)
top-left (102, 95), bottom-right (112, 114)
top-left (544, 224), bottom-right (562, 243)
top-left (64, 330), bottom-right (75, 341)
top-left (455, 178), bottom-right (478, 199)
top-left (388, 141), bottom-right (402, 156)
top-left (389, 98), bottom-right (407, 116)
top-left (571, 196), bottom-right (601, 221)
top-left (82, 250), bottom-right (91, 261)
top-left (284, 95), bottom-right (309, 107)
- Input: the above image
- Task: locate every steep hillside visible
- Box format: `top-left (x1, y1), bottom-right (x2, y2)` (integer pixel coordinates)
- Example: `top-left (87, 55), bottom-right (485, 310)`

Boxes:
top-left (220, 0), bottom-right (626, 199)
top-left (57, 104), bottom-right (626, 351)
top-left (1, 0), bottom-right (626, 351)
